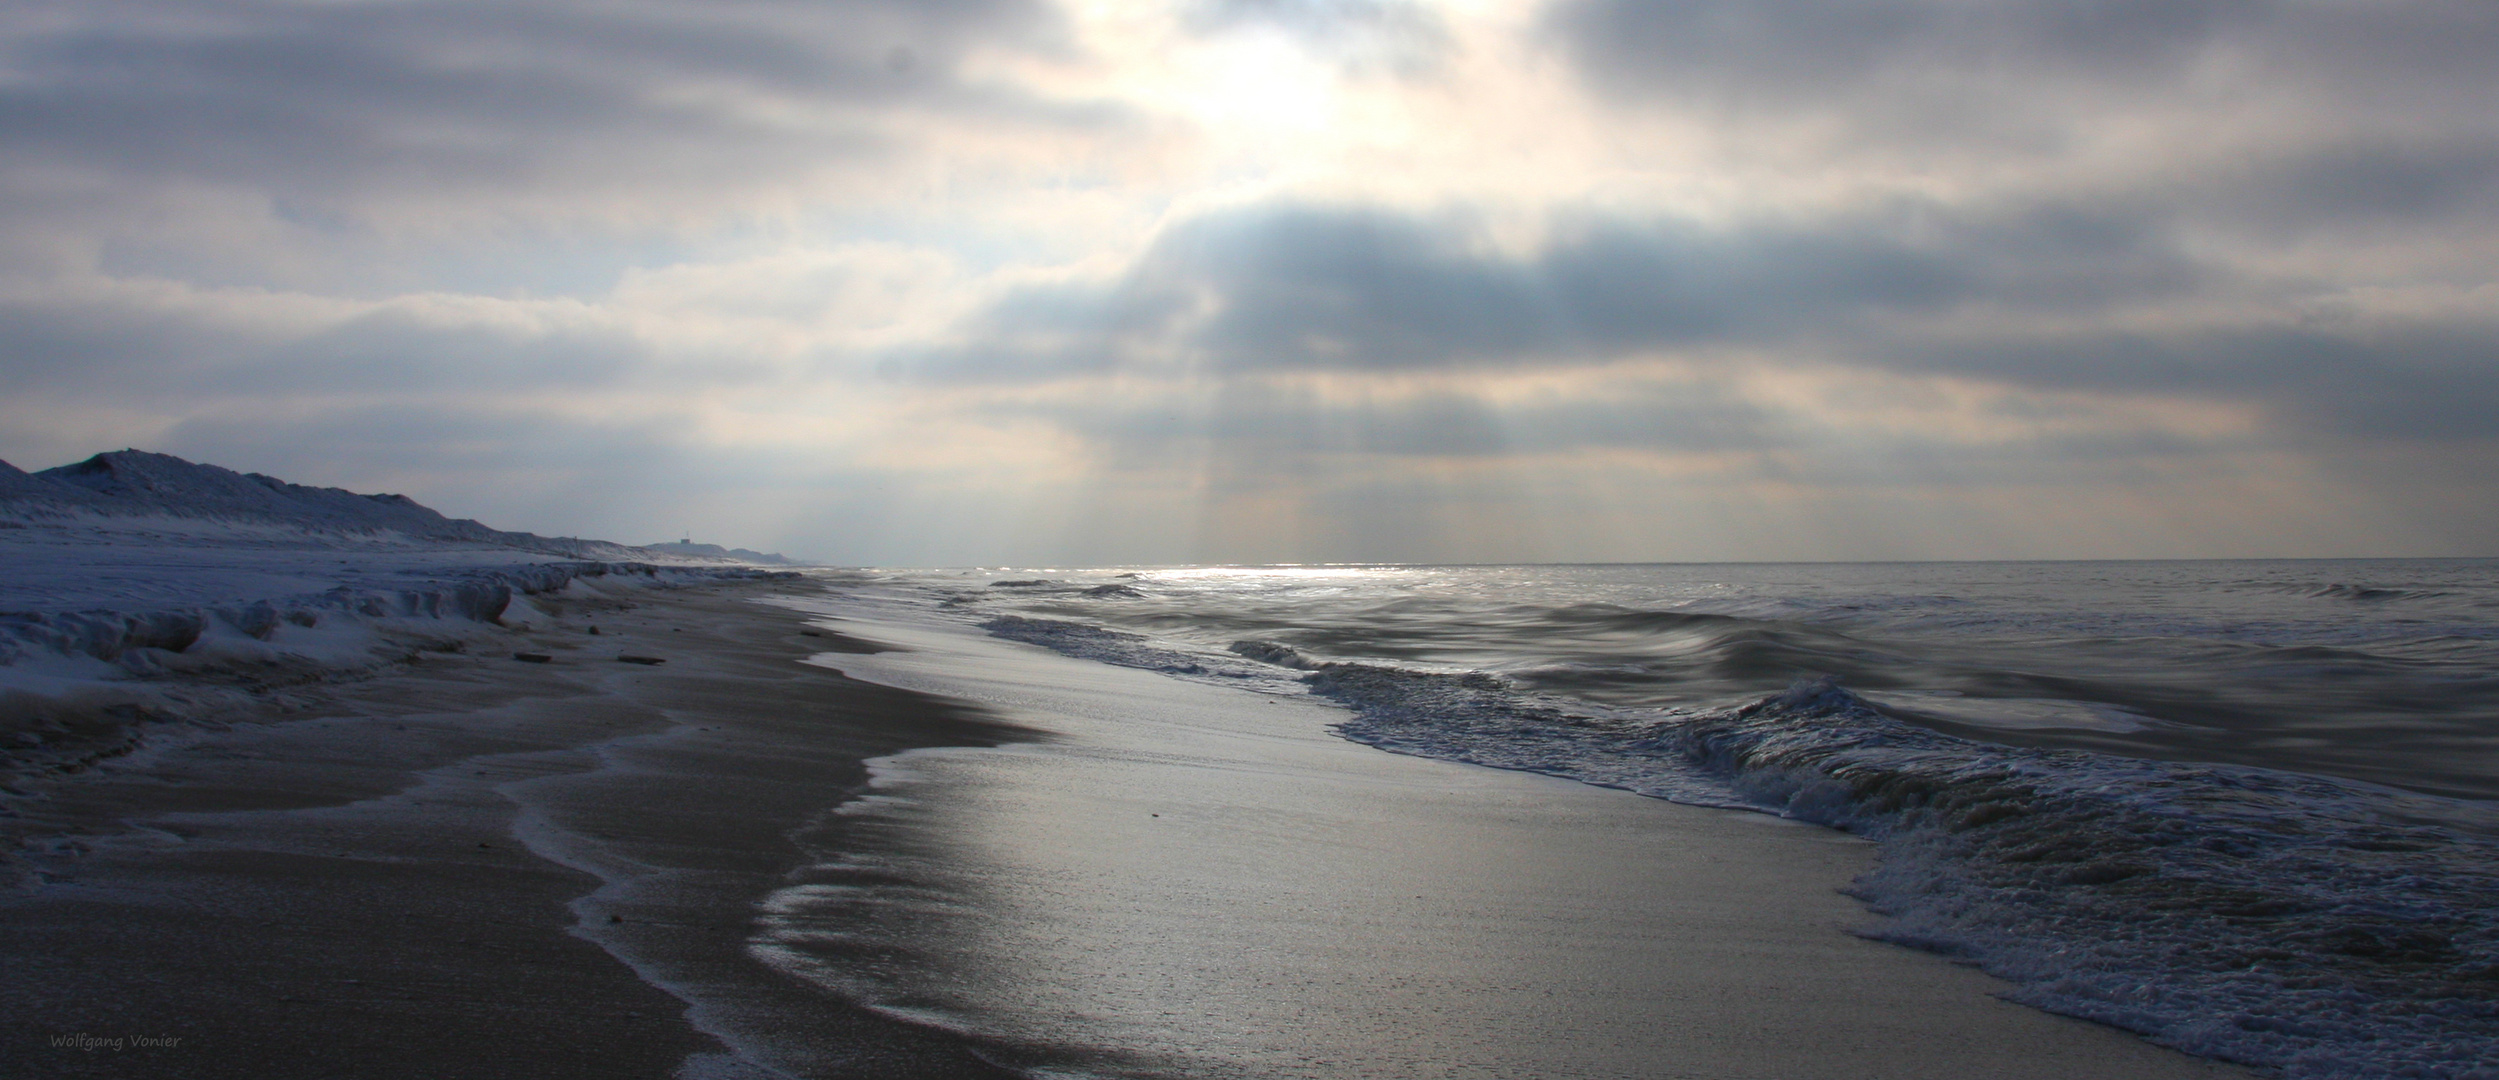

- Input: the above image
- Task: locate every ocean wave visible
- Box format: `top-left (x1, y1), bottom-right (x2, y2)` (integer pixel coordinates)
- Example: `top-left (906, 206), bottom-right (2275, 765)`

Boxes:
top-left (1319, 660), bottom-right (2499, 1079)
top-left (982, 615), bottom-right (1256, 680)
top-left (955, 574), bottom-right (2499, 800)
top-left (2264, 583), bottom-right (2458, 604)
top-left (2312, 584), bottom-right (2446, 602)
top-left (1669, 680), bottom-right (2499, 1080)
top-left (986, 617), bottom-right (2499, 1079)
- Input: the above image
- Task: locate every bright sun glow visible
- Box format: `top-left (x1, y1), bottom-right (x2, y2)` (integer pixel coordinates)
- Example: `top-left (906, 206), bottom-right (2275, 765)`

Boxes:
top-left (1175, 32), bottom-right (1339, 139)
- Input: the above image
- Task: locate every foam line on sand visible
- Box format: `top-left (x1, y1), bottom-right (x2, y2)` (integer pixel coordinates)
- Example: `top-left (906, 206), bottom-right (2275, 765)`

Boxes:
top-left (779, 599), bottom-right (2257, 1080)
top-left (0, 578), bottom-right (1028, 1080)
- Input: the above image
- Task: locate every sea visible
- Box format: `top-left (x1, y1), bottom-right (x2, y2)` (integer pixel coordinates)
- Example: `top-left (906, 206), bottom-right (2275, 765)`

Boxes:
top-left (836, 560), bottom-right (2499, 1080)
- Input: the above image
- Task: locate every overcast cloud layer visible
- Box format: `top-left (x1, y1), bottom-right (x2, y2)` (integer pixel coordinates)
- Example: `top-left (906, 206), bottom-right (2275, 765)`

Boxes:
top-left (2, 0), bottom-right (2493, 563)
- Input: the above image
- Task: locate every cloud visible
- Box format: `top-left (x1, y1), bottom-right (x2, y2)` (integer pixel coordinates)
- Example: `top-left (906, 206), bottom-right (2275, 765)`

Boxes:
top-left (1545, 0), bottom-right (2233, 100)
top-left (0, 278), bottom-right (652, 400)
top-left (907, 198), bottom-right (2199, 374)
top-left (1541, 0), bottom-right (2499, 118)
top-left (1180, 0), bottom-right (1454, 76)
top-left (905, 195), bottom-right (2499, 448)
top-left (0, 2), bottom-right (2489, 560)
top-left (1894, 312), bottom-right (2499, 442)
top-left (2188, 138), bottom-right (2499, 241)
top-left (0, 0), bottom-right (1105, 240)
top-left (1537, 1), bottom-right (2499, 246)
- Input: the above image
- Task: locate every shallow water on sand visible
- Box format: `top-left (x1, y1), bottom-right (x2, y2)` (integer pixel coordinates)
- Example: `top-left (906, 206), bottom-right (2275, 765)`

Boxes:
top-left (810, 562), bottom-right (2499, 1079)
top-left (761, 601), bottom-right (2245, 1080)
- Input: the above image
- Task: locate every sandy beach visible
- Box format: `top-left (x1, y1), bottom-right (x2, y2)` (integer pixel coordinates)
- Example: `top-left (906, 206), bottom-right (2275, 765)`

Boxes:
top-left (4, 578), bottom-right (2253, 1078)
top-left (1, 579), bottom-right (1027, 1079)
top-left (6, 1), bottom-right (2489, 1071)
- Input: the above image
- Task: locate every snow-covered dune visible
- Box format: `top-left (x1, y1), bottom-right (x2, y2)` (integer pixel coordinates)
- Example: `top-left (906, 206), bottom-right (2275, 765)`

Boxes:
top-left (4, 449), bottom-right (633, 551)
top-left (0, 449), bottom-right (728, 632)
top-left (0, 451), bottom-right (798, 780)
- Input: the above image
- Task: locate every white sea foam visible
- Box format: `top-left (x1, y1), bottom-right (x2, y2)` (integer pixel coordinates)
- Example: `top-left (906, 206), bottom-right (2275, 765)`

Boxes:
top-left (1669, 681), bottom-right (2499, 1080)
top-left (947, 590), bottom-right (2499, 1080)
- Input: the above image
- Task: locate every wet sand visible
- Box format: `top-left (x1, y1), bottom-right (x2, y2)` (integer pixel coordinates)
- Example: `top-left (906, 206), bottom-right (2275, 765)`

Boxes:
top-left (2, 578), bottom-right (2257, 1079)
top-left (0, 579), bottom-right (1026, 1079)
top-left (789, 601), bottom-right (2257, 1080)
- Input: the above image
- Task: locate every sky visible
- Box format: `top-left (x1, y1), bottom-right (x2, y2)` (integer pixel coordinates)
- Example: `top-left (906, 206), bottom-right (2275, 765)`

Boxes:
top-left (2, 0), bottom-right (2495, 564)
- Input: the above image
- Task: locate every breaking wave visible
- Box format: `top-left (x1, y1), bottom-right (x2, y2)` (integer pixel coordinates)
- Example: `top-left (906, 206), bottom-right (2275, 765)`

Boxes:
top-left (979, 613), bottom-right (2499, 1079)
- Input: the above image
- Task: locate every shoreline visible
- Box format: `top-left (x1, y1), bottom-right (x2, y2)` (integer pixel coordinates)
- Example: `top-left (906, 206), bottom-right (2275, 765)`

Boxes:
top-left (4, 573), bottom-right (2260, 1079)
top-left (781, 597), bottom-right (2258, 1079)
top-left (0, 577), bottom-right (1030, 1079)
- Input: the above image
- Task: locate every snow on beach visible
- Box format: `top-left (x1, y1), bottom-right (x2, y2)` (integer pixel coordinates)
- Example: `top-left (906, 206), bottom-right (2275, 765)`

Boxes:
top-left (0, 449), bottom-right (792, 783)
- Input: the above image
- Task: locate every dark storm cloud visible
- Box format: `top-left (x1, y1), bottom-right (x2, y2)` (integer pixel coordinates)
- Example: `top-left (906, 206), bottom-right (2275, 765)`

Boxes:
top-left (0, 0), bottom-right (1083, 213)
top-left (911, 198), bottom-right (2499, 443)
top-left (909, 199), bottom-right (2199, 377)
